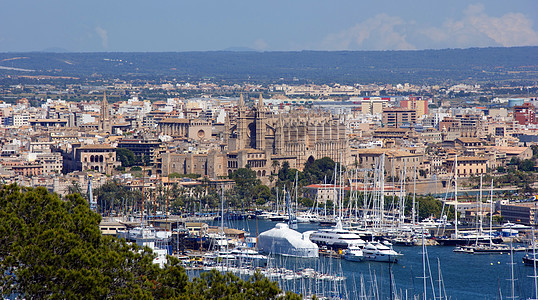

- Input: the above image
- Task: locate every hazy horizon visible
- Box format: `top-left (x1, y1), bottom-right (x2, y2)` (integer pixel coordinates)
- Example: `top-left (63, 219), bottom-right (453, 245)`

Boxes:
top-left (1, 1), bottom-right (536, 52)
top-left (1, 45), bottom-right (536, 54)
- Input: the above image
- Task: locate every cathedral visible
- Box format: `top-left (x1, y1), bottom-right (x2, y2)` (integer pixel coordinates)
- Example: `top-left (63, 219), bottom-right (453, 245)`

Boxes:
top-left (222, 94), bottom-right (349, 179)
top-left (147, 94), bottom-right (349, 183)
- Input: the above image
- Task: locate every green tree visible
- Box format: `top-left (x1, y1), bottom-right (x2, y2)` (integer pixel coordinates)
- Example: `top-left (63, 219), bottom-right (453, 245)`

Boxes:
top-left (0, 184), bottom-right (299, 299)
top-left (229, 167), bottom-right (262, 208)
top-left (67, 180), bottom-right (86, 198)
top-left (302, 157), bottom-right (338, 186)
top-left (520, 159), bottom-right (535, 172)
top-left (253, 185), bottom-right (272, 206)
top-left (0, 185), bottom-right (158, 299)
top-left (116, 148), bottom-right (138, 167)
top-left (94, 180), bottom-right (143, 214)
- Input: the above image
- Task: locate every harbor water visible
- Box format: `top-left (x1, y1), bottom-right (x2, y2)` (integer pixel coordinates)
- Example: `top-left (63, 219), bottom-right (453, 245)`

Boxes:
top-left (207, 218), bottom-right (538, 300)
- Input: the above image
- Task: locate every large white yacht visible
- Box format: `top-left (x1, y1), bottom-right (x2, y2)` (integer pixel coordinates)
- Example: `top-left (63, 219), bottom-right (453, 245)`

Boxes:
top-left (308, 220), bottom-right (366, 249)
top-left (343, 245), bottom-right (364, 262)
top-left (362, 241), bottom-right (402, 263)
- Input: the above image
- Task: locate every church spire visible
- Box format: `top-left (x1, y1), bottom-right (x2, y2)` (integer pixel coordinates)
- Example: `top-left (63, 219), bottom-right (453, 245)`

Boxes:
top-left (101, 91), bottom-right (109, 120)
top-left (99, 91), bottom-right (111, 133)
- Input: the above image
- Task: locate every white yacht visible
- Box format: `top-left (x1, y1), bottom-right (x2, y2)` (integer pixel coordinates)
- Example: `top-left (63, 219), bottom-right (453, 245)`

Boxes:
top-left (230, 248), bottom-right (269, 266)
top-left (362, 241), bottom-right (402, 263)
top-left (309, 220), bottom-right (366, 249)
top-left (117, 226), bottom-right (170, 268)
top-left (343, 245), bottom-right (364, 262)
top-left (206, 232), bottom-right (230, 249)
top-left (297, 212), bottom-right (319, 223)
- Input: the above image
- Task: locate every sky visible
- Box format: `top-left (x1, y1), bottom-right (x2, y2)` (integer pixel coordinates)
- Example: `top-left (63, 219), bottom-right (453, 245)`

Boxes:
top-left (0, 0), bottom-right (537, 52)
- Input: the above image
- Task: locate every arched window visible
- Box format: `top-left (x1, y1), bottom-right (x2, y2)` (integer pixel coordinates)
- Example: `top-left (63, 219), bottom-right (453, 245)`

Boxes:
top-left (90, 155), bottom-right (94, 162)
top-left (262, 170), bottom-right (266, 176)
top-left (100, 155), bottom-right (104, 162)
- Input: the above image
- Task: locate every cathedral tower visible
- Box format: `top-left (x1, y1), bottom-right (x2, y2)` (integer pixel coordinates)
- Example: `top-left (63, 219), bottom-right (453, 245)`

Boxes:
top-left (99, 91), bottom-right (112, 133)
top-left (255, 93), bottom-right (266, 150)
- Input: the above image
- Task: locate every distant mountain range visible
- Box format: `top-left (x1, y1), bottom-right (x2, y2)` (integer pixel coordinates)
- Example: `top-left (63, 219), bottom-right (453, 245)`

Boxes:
top-left (0, 47), bottom-right (536, 84)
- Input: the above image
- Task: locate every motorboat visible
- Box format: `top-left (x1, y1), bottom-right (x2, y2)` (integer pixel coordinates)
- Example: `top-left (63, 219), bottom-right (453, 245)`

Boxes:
top-left (343, 245), bottom-right (364, 262)
top-left (117, 226), bottom-right (170, 268)
top-left (524, 253), bottom-right (538, 266)
top-left (230, 248), bottom-right (269, 267)
top-left (466, 243), bottom-right (527, 254)
top-left (309, 220), bottom-right (366, 249)
top-left (297, 212), bottom-right (318, 223)
top-left (363, 241), bottom-right (402, 263)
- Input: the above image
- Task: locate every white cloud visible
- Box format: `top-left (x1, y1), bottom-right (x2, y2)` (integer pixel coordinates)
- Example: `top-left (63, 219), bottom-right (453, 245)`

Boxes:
top-left (95, 26), bottom-right (109, 49)
top-left (322, 14), bottom-right (415, 50)
top-left (321, 5), bottom-right (538, 50)
top-left (422, 4), bottom-right (538, 48)
top-left (253, 38), bottom-right (268, 51)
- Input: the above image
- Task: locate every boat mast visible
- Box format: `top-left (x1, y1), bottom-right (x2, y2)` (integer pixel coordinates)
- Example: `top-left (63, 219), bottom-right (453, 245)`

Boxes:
top-left (220, 186), bottom-right (224, 235)
top-left (489, 179), bottom-right (494, 246)
top-left (380, 153), bottom-right (385, 228)
top-left (509, 234), bottom-right (516, 300)
top-left (454, 155), bottom-right (458, 239)
top-left (412, 165), bottom-right (416, 226)
top-left (275, 186), bottom-right (279, 215)
top-left (295, 171), bottom-right (298, 219)
top-left (479, 174), bottom-right (483, 237)
top-left (141, 162), bottom-right (146, 228)
top-left (531, 226), bottom-right (538, 300)
top-left (422, 227), bottom-right (427, 300)
top-left (333, 163), bottom-right (337, 220)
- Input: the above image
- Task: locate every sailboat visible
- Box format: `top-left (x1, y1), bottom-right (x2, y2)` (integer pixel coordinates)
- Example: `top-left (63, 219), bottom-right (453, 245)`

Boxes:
top-left (436, 156), bottom-right (502, 246)
top-left (206, 187), bottom-right (230, 253)
top-left (523, 228), bottom-right (538, 266)
top-left (455, 177), bottom-right (512, 253)
top-left (116, 167), bottom-right (169, 268)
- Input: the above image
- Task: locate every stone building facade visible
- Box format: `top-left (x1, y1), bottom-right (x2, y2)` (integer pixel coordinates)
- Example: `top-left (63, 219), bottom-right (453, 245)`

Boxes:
top-left (158, 118), bottom-right (212, 141)
top-left (159, 94), bottom-right (349, 182)
top-left (75, 144), bottom-right (120, 175)
top-left (226, 94), bottom-right (348, 175)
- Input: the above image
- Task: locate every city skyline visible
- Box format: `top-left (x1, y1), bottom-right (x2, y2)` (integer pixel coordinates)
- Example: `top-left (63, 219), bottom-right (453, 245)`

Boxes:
top-left (1, 0), bottom-right (537, 52)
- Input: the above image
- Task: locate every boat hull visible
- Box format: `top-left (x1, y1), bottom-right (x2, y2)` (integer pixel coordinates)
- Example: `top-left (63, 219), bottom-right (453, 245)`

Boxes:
top-left (523, 256), bottom-right (538, 266)
top-left (435, 237), bottom-right (503, 246)
top-left (363, 253), bottom-right (401, 263)
top-left (344, 254), bottom-right (364, 262)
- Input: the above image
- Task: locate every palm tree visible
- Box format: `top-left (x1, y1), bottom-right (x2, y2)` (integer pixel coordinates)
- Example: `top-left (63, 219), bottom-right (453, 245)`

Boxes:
top-left (271, 160), bottom-right (280, 175)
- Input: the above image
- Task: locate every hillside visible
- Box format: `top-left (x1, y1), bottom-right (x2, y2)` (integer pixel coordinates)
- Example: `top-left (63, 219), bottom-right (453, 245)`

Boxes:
top-left (0, 47), bottom-right (536, 84)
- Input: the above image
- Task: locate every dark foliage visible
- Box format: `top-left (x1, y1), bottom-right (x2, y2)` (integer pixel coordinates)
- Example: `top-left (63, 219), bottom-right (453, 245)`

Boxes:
top-left (0, 184), bottom-right (300, 299)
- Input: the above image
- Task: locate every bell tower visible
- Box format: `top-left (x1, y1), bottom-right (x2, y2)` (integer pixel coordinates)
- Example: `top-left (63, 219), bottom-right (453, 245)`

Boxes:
top-left (99, 91), bottom-right (112, 133)
top-left (255, 93), bottom-right (266, 150)
top-left (236, 93), bottom-right (248, 149)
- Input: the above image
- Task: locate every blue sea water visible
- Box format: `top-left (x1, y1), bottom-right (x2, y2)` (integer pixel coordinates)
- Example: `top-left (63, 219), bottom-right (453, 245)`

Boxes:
top-left (208, 218), bottom-right (537, 300)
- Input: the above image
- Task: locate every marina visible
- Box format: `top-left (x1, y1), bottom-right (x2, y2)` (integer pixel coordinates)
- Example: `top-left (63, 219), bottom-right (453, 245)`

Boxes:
top-left (176, 218), bottom-right (538, 299)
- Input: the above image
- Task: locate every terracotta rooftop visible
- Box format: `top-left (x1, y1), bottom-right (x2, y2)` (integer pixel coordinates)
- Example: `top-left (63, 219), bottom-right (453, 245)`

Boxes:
top-left (78, 144), bottom-right (116, 150)
top-left (159, 118), bottom-right (189, 124)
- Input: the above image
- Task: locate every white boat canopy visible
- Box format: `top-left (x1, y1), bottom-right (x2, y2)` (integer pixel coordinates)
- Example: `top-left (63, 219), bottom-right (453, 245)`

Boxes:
top-left (257, 223), bottom-right (319, 258)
